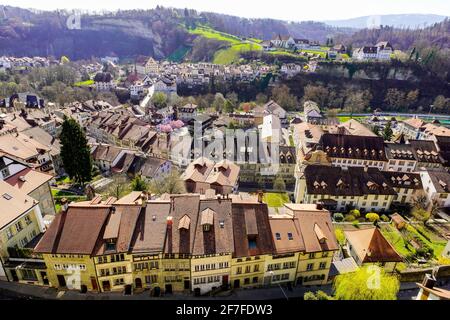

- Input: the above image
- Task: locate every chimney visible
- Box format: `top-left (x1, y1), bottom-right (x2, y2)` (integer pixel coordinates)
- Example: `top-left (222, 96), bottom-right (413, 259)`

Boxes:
top-left (316, 203), bottom-right (324, 211)
top-left (60, 198), bottom-right (69, 213)
top-left (422, 274), bottom-right (436, 289)
top-left (140, 192), bottom-right (148, 208)
top-left (166, 216), bottom-right (173, 254)
top-left (257, 190), bottom-right (264, 203)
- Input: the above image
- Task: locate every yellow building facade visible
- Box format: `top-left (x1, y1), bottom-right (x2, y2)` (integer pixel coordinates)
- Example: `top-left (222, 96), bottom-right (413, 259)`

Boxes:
top-left (191, 253), bottom-right (232, 295)
top-left (42, 254), bottom-right (98, 291)
top-left (94, 253), bottom-right (133, 292)
top-left (263, 253), bottom-right (299, 286)
top-left (230, 255), bottom-right (268, 289)
top-left (296, 250), bottom-right (335, 285)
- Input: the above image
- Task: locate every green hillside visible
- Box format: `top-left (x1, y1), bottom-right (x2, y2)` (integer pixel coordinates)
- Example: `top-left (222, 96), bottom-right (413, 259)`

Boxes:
top-left (188, 25), bottom-right (263, 64)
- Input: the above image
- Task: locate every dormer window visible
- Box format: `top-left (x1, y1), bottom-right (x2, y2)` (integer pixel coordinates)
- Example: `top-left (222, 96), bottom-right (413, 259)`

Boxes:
top-left (201, 208), bottom-right (215, 232)
top-left (275, 233), bottom-right (281, 240)
top-left (105, 238), bottom-right (117, 252)
top-left (288, 233), bottom-right (293, 240)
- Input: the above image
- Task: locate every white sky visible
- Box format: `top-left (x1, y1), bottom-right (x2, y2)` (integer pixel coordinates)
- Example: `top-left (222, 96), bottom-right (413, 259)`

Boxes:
top-left (1, 0), bottom-right (449, 21)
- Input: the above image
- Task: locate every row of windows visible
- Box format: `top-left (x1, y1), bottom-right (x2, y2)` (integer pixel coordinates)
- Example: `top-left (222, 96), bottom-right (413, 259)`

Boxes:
top-left (164, 254), bottom-right (191, 259)
top-left (275, 233), bottom-right (293, 241)
top-left (301, 274), bottom-right (326, 283)
top-left (267, 261), bottom-right (296, 271)
top-left (306, 262), bottom-right (327, 271)
top-left (311, 194), bottom-right (390, 202)
top-left (236, 256), bottom-right (260, 263)
top-left (193, 276), bottom-right (221, 285)
top-left (145, 275), bottom-right (158, 284)
top-left (5, 217), bottom-right (33, 240)
top-left (334, 159), bottom-right (384, 167)
top-left (272, 273), bottom-right (290, 282)
top-left (51, 254), bottom-right (84, 259)
top-left (134, 261), bottom-right (159, 271)
top-left (164, 263), bottom-right (190, 271)
top-left (97, 254), bottom-right (126, 264)
top-left (54, 264), bottom-right (86, 271)
top-left (236, 264), bottom-right (259, 275)
top-left (194, 262), bottom-right (229, 272)
top-left (388, 160), bottom-right (415, 167)
top-left (99, 266), bottom-right (127, 277)
top-left (240, 277), bottom-right (259, 285)
top-left (164, 276), bottom-right (183, 283)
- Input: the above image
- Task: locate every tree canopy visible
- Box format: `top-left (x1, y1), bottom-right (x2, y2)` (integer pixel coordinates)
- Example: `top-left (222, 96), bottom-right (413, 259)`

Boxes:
top-left (333, 265), bottom-right (400, 300)
top-left (149, 170), bottom-right (186, 195)
top-left (130, 175), bottom-right (149, 192)
top-left (60, 117), bottom-right (93, 186)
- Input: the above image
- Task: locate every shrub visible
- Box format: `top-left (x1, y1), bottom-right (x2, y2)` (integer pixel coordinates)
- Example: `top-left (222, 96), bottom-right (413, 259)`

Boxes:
top-left (349, 209), bottom-right (361, 218)
top-left (304, 292), bottom-right (318, 300)
top-left (352, 220), bottom-right (360, 228)
top-left (381, 215), bottom-right (390, 222)
top-left (437, 256), bottom-right (450, 265)
top-left (415, 225), bottom-right (432, 242)
top-left (412, 208), bottom-right (431, 222)
top-left (333, 213), bottom-right (344, 222)
top-left (366, 213), bottom-right (380, 222)
top-left (335, 228), bottom-right (346, 245)
top-left (316, 291), bottom-right (334, 300)
top-left (345, 214), bottom-right (356, 222)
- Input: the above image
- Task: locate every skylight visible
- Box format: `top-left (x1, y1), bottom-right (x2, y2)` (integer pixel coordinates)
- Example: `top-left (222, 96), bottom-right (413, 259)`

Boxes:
top-left (2, 193), bottom-right (12, 200)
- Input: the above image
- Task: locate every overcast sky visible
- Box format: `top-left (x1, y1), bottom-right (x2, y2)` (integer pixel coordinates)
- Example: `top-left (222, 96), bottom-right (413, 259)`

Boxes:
top-left (1, 0), bottom-right (449, 21)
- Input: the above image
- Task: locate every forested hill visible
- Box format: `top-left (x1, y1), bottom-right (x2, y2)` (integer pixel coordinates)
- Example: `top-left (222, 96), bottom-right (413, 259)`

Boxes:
top-left (0, 5), bottom-right (354, 60)
top-left (194, 11), bottom-right (353, 41)
top-left (0, 5), bottom-right (448, 63)
top-left (336, 19), bottom-right (450, 51)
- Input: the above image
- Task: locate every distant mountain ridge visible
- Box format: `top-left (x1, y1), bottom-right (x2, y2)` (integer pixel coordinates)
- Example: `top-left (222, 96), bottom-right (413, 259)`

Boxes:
top-left (324, 14), bottom-right (448, 29)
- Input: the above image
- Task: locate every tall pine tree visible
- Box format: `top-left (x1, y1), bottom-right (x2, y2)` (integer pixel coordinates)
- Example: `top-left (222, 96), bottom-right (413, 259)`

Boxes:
top-left (60, 116), bottom-right (93, 186)
top-left (382, 121), bottom-right (393, 141)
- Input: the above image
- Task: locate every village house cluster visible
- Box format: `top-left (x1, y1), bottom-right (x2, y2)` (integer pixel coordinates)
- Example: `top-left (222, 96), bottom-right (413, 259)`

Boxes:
top-left (293, 105), bottom-right (450, 214)
top-left (0, 56), bottom-right (57, 73)
top-left (0, 47), bottom-right (449, 300)
top-left (0, 185), bottom-right (342, 295)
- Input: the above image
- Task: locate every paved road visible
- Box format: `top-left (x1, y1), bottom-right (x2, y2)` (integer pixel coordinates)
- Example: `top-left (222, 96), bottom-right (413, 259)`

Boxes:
top-left (3, 280), bottom-right (445, 301)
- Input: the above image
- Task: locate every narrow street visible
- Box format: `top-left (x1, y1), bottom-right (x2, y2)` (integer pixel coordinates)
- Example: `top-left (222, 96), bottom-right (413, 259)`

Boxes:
top-left (1, 280), bottom-right (442, 301)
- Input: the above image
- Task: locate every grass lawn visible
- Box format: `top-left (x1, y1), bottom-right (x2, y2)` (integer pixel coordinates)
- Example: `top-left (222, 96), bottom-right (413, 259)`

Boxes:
top-left (380, 224), bottom-right (413, 257)
top-left (298, 49), bottom-right (327, 58)
top-left (74, 80), bottom-right (94, 87)
top-left (188, 26), bottom-right (242, 45)
top-left (406, 224), bottom-right (447, 257)
top-left (56, 176), bottom-right (71, 185)
top-left (51, 189), bottom-right (76, 197)
top-left (337, 116), bottom-right (367, 123)
top-left (263, 192), bottom-right (290, 208)
top-left (380, 223), bottom-right (447, 259)
top-left (213, 43), bottom-right (262, 64)
top-left (267, 50), bottom-right (300, 58)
